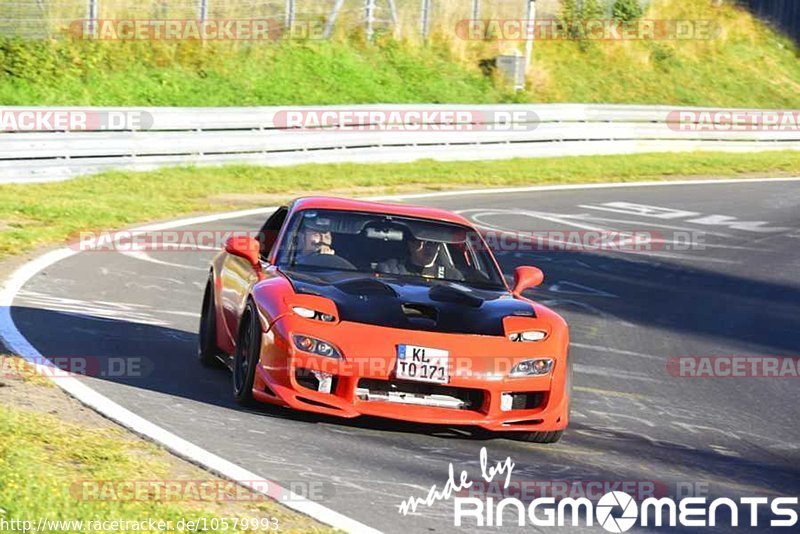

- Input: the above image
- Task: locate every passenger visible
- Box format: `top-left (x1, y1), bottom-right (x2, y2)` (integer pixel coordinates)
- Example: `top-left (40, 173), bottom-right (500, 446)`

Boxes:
top-left (378, 236), bottom-right (464, 280)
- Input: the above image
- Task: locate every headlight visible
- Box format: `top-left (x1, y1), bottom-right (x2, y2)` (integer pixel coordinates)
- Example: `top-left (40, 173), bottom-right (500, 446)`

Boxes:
top-left (292, 335), bottom-right (342, 359)
top-left (508, 330), bottom-right (547, 342)
top-left (292, 306), bottom-right (335, 322)
top-left (509, 358), bottom-right (553, 377)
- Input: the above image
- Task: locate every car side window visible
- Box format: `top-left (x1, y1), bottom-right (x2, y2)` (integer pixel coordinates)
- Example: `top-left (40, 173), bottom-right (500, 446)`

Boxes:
top-left (258, 206), bottom-right (288, 261)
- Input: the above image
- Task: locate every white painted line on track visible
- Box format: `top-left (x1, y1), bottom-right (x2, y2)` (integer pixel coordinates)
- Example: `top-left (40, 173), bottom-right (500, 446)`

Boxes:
top-left (571, 342), bottom-right (662, 361)
top-left (0, 209), bottom-right (381, 534)
top-left (370, 176), bottom-right (800, 202)
top-left (2, 177), bottom-right (798, 532)
top-left (119, 250), bottom-right (209, 271)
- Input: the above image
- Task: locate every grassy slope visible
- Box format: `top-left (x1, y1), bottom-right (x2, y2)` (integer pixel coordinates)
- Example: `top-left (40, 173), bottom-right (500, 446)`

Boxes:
top-left (523, 0), bottom-right (800, 106)
top-left (0, 0), bottom-right (798, 107)
top-left (1, 151), bottom-right (799, 260)
top-left (0, 383), bottom-right (330, 533)
top-left (0, 38), bottom-right (512, 106)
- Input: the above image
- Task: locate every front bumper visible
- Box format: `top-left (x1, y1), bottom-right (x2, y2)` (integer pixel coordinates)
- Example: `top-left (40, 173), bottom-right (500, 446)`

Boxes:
top-left (253, 318), bottom-right (570, 433)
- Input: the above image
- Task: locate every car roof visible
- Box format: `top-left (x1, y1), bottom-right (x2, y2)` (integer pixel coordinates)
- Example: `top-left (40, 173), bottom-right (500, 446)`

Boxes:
top-left (289, 196), bottom-right (473, 227)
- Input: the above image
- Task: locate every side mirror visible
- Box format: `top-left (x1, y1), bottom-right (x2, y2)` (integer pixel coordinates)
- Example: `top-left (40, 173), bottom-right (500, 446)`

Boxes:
top-left (512, 266), bottom-right (544, 296)
top-left (225, 235), bottom-right (261, 269)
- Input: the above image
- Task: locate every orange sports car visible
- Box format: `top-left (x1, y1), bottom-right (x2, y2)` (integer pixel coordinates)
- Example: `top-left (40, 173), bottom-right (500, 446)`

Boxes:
top-left (199, 197), bottom-right (571, 443)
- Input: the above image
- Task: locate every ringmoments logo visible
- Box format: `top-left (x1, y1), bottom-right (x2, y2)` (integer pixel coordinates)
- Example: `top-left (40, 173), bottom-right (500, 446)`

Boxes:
top-left (397, 448), bottom-right (799, 530)
top-left (453, 491), bottom-right (799, 530)
top-left (595, 491), bottom-right (638, 532)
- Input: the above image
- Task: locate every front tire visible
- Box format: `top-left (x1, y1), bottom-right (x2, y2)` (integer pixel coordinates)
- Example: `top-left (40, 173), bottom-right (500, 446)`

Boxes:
top-left (198, 275), bottom-right (224, 368)
top-left (515, 430), bottom-right (564, 443)
top-left (233, 300), bottom-right (260, 405)
top-left (513, 357), bottom-right (571, 444)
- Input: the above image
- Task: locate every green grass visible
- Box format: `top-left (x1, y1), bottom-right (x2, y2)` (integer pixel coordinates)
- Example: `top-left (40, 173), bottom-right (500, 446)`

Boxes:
top-left (0, 0), bottom-right (798, 107)
top-left (0, 402), bottom-right (331, 533)
top-left (0, 37), bottom-right (512, 106)
top-left (526, 0), bottom-right (800, 107)
top-left (1, 150), bottom-right (798, 260)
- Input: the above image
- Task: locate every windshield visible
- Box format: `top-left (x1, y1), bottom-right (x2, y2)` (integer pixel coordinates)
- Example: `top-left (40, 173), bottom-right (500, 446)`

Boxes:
top-left (276, 209), bottom-right (506, 289)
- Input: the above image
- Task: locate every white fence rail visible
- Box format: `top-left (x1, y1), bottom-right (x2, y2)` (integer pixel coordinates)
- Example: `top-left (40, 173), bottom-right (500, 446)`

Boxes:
top-left (1, 104), bottom-right (798, 183)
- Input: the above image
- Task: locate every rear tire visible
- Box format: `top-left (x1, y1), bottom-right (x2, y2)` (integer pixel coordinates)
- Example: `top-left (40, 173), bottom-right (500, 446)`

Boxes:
top-left (198, 275), bottom-right (224, 368)
top-left (233, 300), bottom-right (260, 406)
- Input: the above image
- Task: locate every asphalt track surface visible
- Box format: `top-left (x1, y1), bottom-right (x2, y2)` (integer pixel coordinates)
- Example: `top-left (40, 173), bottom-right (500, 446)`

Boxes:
top-left (9, 181), bottom-right (800, 532)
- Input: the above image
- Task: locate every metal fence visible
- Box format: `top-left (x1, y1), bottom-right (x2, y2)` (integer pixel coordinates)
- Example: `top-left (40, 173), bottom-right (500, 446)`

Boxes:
top-left (20, 1), bottom-right (799, 44)
top-left (0, 0), bottom-right (597, 40)
top-left (2, 104), bottom-right (798, 183)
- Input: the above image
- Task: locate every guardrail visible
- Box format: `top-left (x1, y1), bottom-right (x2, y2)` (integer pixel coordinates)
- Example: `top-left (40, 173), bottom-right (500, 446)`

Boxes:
top-left (1, 104), bottom-right (798, 183)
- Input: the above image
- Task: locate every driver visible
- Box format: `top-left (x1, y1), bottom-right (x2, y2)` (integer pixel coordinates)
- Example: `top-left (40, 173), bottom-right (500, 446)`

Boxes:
top-left (292, 216), bottom-right (356, 270)
top-left (293, 217), bottom-right (336, 264)
top-left (300, 223), bottom-right (334, 256)
top-left (377, 236), bottom-right (464, 280)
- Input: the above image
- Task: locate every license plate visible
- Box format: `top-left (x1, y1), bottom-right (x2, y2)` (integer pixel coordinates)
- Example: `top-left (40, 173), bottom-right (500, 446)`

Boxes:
top-left (396, 345), bottom-right (449, 384)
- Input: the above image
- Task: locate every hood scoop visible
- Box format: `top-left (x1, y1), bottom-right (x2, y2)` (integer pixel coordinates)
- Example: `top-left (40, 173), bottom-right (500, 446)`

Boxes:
top-left (284, 270), bottom-right (530, 336)
top-left (402, 303), bottom-right (438, 321)
top-left (335, 278), bottom-right (398, 297)
top-left (429, 284), bottom-right (484, 308)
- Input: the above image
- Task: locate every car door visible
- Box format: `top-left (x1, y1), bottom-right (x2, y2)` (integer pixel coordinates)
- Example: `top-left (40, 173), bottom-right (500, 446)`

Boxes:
top-left (219, 207), bottom-right (288, 345)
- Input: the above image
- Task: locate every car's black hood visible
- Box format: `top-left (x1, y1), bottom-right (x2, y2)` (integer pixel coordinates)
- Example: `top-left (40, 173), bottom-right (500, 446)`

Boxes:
top-left (282, 269), bottom-right (535, 336)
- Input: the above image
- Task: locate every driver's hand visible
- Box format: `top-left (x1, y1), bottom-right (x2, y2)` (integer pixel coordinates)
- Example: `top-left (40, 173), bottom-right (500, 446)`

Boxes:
top-left (318, 245), bottom-right (335, 255)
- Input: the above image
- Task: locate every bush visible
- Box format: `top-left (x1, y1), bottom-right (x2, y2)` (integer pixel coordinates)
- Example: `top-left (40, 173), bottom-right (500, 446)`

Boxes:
top-left (560, 0), bottom-right (606, 25)
top-left (559, 0), bottom-right (607, 49)
top-left (612, 0), bottom-right (645, 22)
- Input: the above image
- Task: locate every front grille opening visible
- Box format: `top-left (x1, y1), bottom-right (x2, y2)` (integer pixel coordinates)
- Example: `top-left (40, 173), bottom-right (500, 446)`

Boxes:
top-left (508, 392), bottom-right (545, 410)
top-left (357, 378), bottom-right (485, 411)
top-left (295, 368), bottom-right (339, 394)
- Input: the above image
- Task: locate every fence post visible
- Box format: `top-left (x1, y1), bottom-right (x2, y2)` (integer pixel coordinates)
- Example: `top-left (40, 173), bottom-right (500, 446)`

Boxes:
top-left (420, 0), bottom-right (432, 39)
top-left (365, 0), bottom-right (376, 40)
top-left (199, 0), bottom-right (208, 23)
top-left (86, 0), bottom-right (98, 37)
top-left (324, 0), bottom-right (346, 38)
top-left (387, 0), bottom-right (399, 35)
top-left (285, 0), bottom-right (295, 29)
top-left (524, 0), bottom-right (536, 66)
top-left (471, 0), bottom-right (480, 20)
